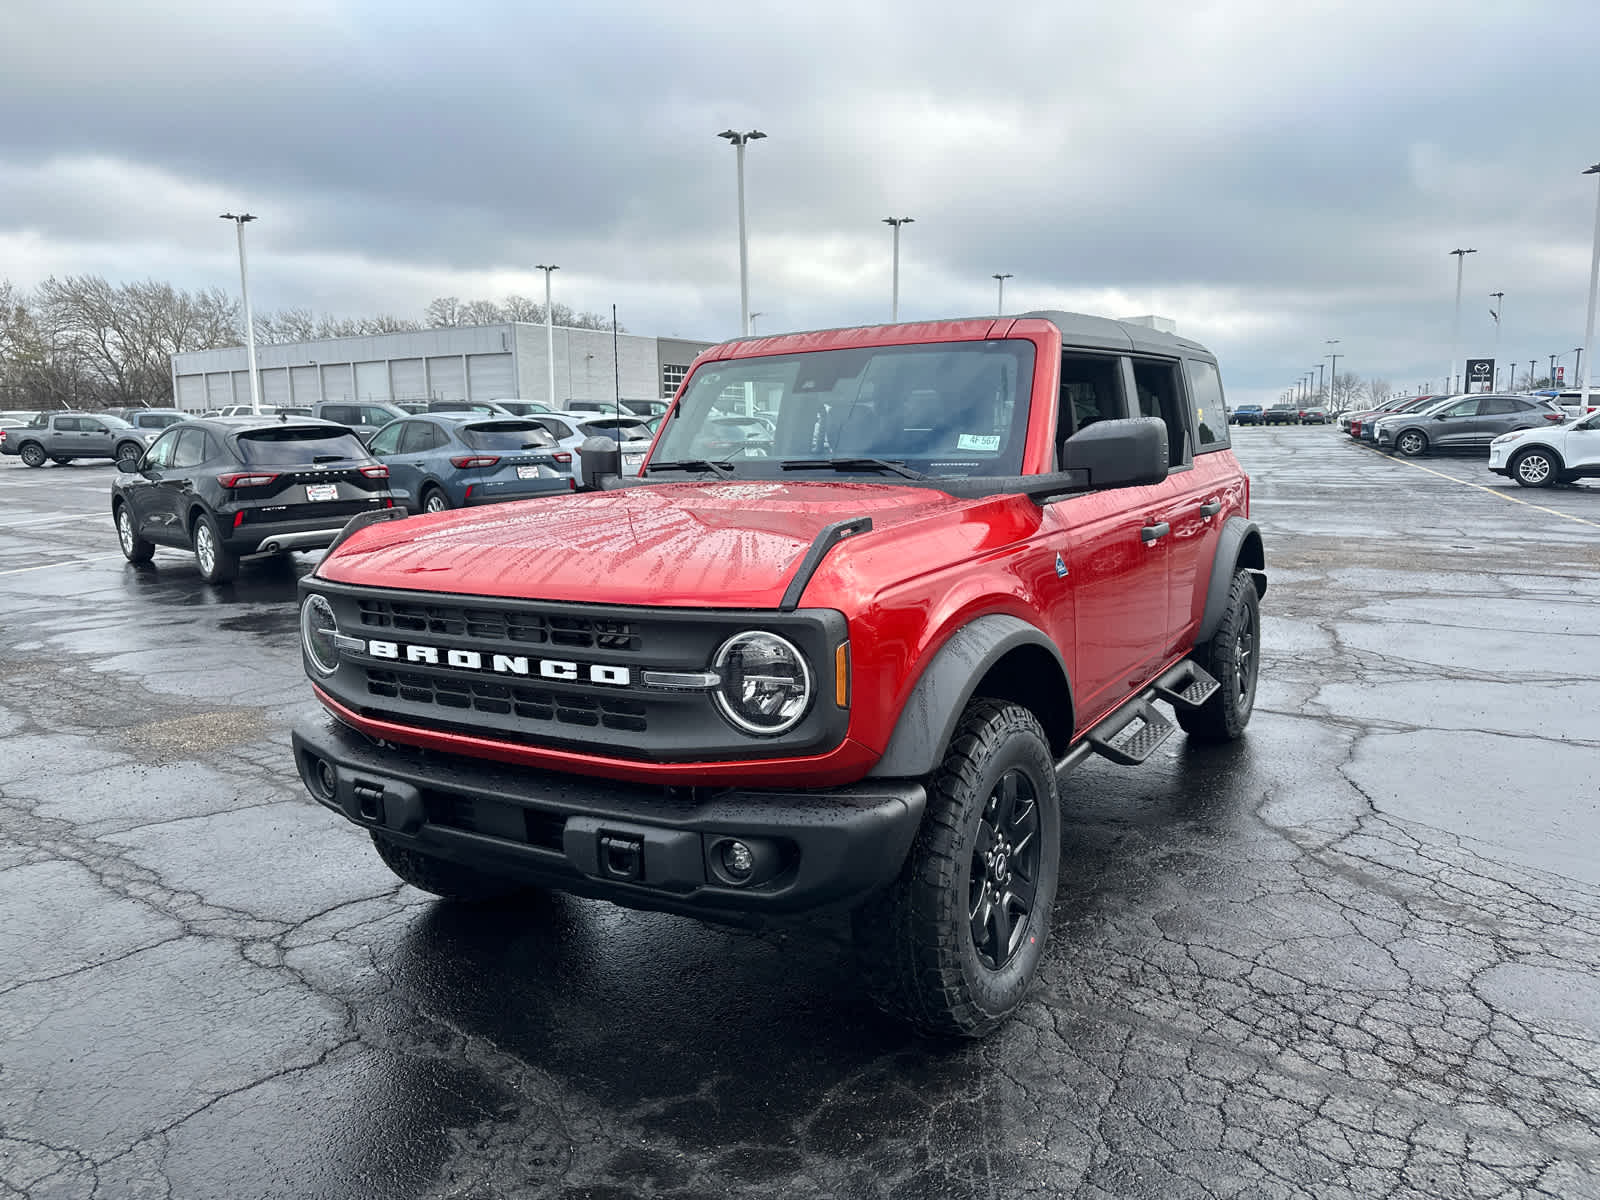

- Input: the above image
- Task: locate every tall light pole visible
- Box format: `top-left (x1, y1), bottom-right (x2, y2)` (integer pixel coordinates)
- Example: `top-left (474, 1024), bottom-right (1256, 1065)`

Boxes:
top-left (1315, 363), bottom-right (1325, 404)
top-left (1580, 163), bottom-right (1600, 412)
top-left (992, 272), bottom-right (1012, 316)
top-left (219, 213), bottom-right (262, 414)
top-left (1326, 340), bottom-right (1342, 410)
top-left (1489, 291), bottom-right (1505, 385)
top-left (1448, 248), bottom-right (1476, 399)
top-left (883, 217), bottom-right (914, 321)
top-left (718, 129), bottom-right (766, 335)
top-left (535, 264), bottom-right (559, 407)
top-left (749, 312), bottom-right (765, 334)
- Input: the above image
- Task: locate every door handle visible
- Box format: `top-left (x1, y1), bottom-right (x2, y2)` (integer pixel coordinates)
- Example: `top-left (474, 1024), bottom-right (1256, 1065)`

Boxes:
top-left (1199, 499), bottom-right (1222, 517)
top-left (1140, 522), bottom-right (1170, 543)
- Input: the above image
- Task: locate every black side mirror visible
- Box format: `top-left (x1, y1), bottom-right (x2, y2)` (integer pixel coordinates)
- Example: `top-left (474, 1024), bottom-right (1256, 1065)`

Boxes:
top-left (1061, 417), bottom-right (1169, 489)
top-left (578, 435), bottom-right (621, 490)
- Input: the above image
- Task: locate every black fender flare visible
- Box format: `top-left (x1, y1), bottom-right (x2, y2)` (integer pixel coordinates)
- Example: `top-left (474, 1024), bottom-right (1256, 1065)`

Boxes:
top-left (1195, 517), bottom-right (1266, 646)
top-left (869, 614), bottom-right (1071, 779)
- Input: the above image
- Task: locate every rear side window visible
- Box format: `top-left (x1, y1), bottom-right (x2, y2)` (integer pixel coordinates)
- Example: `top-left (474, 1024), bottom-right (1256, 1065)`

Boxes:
top-left (460, 421), bottom-right (558, 451)
top-left (1186, 360), bottom-right (1232, 453)
top-left (172, 427), bottom-right (209, 469)
top-left (236, 428), bottom-right (368, 464)
top-left (321, 405), bottom-right (359, 425)
top-left (398, 422), bottom-right (447, 453)
top-left (1131, 359), bottom-right (1191, 467)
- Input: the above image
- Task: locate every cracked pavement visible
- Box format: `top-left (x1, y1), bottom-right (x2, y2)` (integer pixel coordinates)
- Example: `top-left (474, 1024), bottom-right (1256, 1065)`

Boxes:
top-left (1, 431), bottom-right (1598, 1199)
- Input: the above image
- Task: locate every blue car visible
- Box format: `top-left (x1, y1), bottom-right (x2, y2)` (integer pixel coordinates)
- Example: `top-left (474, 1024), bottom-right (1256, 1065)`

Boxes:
top-left (365, 414), bottom-right (572, 513)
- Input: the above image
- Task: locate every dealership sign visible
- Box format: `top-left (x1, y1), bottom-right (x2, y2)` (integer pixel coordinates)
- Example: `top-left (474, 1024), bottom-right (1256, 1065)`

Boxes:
top-left (1465, 358), bottom-right (1494, 392)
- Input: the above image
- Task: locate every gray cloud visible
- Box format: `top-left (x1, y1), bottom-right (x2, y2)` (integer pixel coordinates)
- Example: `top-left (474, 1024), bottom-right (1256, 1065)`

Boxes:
top-left (4, 0), bottom-right (1599, 402)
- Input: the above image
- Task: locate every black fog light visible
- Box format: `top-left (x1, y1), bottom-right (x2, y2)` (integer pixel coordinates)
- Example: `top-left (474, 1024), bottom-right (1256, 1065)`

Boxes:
top-left (315, 758), bottom-right (338, 800)
top-left (708, 836), bottom-right (786, 887)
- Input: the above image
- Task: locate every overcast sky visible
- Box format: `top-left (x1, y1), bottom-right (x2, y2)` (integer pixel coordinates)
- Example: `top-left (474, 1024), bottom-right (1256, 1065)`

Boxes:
top-left (4, 0), bottom-right (1600, 404)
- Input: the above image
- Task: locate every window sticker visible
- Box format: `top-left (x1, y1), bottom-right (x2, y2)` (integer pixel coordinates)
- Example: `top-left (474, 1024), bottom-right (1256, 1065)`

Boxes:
top-left (956, 434), bottom-right (1000, 451)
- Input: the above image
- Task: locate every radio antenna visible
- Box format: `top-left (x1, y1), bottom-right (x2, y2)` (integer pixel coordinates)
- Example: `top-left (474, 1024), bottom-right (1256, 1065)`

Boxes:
top-left (613, 304), bottom-right (621, 423)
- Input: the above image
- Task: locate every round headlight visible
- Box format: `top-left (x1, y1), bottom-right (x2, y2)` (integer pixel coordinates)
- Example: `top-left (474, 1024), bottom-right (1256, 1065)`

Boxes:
top-left (300, 594), bottom-right (341, 676)
top-left (713, 631), bottom-right (812, 735)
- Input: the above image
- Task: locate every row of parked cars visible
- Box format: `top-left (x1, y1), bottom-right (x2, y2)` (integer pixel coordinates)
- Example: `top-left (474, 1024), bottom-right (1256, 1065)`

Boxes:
top-left (1338, 390), bottom-right (1600, 487)
top-left (3, 397), bottom-right (779, 583)
top-left (1229, 403), bottom-right (1328, 425)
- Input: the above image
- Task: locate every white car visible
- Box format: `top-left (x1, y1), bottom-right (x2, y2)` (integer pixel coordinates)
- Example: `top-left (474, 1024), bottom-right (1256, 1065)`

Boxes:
top-left (526, 413), bottom-right (655, 479)
top-left (1488, 408), bottom-right (1600, 487)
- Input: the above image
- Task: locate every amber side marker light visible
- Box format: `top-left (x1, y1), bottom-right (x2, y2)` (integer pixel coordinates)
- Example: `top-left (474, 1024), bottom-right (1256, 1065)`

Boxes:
top-left (835, 642), bottom-right (850, 707)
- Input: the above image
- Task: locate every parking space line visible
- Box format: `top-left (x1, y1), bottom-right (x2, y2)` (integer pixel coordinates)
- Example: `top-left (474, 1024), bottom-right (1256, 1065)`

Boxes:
top-left (0, 553), bottom-right (125, 577)
top-left (1362, 445), bottom-right (1600, 529)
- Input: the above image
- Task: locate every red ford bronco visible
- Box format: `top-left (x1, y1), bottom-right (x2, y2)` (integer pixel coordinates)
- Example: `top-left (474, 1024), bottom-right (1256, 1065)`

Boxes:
top-left (293, 311), bottom-right (1265, 1036)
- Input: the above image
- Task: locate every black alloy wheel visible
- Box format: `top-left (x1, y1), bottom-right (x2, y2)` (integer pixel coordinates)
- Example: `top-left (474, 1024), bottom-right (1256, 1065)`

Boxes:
top-left (853, 698), bottom-right (1061, 1038)
top-left (1177, 568), bottom-right (1261, 742)
top-left (969, 768), bottom-right (1043, 970)
top-left (19, 443), bottom-right (46, 467)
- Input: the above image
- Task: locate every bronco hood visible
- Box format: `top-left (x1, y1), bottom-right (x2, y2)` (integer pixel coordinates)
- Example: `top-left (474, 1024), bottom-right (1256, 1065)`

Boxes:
top-left (316, 481), bottom-right (972, 608)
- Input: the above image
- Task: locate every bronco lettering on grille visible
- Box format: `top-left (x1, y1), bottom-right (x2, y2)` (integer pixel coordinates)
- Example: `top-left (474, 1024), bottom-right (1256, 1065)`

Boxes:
top-left (364, 639), bottom-right (631, 686)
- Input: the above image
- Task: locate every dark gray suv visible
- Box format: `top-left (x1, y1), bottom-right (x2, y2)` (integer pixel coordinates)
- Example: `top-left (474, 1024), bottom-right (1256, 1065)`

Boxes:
top-left (1377, 394), bottom-right (1564, 457)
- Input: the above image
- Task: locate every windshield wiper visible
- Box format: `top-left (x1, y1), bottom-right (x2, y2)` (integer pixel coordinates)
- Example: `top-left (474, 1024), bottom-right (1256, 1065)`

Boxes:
top-left (781, 457), bottom-right (926, 480)
top-left (645, 459), bottom-right (737, 477)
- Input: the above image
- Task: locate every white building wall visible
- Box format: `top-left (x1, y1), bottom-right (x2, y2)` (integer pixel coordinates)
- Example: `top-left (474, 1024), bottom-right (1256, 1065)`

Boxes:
top-left (172, 323), bottom-right (710, 411)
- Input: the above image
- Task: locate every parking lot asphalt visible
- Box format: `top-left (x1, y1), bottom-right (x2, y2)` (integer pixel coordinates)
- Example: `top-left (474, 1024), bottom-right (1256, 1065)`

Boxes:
top-left (2, 430), bottom-right (1599, 1200)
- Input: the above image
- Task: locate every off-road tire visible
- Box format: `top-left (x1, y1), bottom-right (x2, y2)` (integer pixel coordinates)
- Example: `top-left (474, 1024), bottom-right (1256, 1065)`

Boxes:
top-left (853, 699), bottom-right (1061, 1038)
top-left (370, 831), bottom-right (526, 901)
top-left (1511, 448), bottom-right (1558, 489)
top-left (191, 510), bottom-right (239, 584)
top-left (422, 486), bottom-right (451, 514)
top-left (115, 503), bottom-right (155, 564)
top-left (1177, 569), bottom-right (1260, 742)
top-left (18, 442), bottom-right (46, 467)
top-left (1395, 429), bottom-right (1428, 457)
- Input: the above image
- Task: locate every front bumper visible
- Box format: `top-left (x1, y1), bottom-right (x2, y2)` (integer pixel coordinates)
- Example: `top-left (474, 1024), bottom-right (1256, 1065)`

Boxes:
top-left (292, 712), bottom-right (926, 917)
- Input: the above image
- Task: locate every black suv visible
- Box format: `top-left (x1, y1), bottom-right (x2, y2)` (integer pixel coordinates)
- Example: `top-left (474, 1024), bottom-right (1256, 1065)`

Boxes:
top-left (112, 417), bottom-right (395, 583)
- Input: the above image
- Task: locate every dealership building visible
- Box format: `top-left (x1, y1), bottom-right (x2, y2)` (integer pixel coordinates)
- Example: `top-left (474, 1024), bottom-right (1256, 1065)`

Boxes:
top-left (168, 323), bottom-right (716, 412)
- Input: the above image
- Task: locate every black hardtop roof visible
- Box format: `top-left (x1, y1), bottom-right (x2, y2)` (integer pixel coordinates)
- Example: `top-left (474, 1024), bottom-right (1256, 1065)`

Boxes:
top-left (1017, 311), bottom-right (1215, 359)
top-left (718, 310), bottom-right (1216, 360)
top-left (202, 415), bottom-right (355, 434)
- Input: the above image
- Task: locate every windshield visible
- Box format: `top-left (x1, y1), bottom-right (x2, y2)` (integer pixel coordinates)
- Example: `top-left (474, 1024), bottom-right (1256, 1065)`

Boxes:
top-left (235, 428), bottom-right (369, 464)
top-left (460, 421), bottom-right (558, 450)
top-left (649, 340), bottom-right (1036, 477)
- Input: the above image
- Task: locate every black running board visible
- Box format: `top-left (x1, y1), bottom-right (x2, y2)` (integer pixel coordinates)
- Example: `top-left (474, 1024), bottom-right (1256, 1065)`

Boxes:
top-left (1057, 660), bottom-right (1222, 772)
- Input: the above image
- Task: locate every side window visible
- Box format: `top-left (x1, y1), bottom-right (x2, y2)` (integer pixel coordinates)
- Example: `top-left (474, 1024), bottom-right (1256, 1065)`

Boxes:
top-left (361, 406), bottom-right (394, 425)
top-left (1057, 354), bottom-right (1127, 457)
top-left (1131, 359), bottom-right (1190, 467)
top-left (322, 405), bottom-right (358, 425)
top-left (368, 423), bottom-right (404, 456)
top-left (82, 420), bottom-right (108, 434)
top-left (537, 418), bottom-right (574, 440)
top-left (145, 429), bottom-right (181, 469)
top-left (171, 427), bottom-right (208, 469)
top-left (398, 422), bottom-right (439, 454)
top-left (54, 417), bottom-right (81, 432)
top-left (1440, 398), bottom-right (1479, 418)
top-left (1480, 397), bottom-right (1517, 415)
top-left (1185, 360), bottom-right (1232, 453)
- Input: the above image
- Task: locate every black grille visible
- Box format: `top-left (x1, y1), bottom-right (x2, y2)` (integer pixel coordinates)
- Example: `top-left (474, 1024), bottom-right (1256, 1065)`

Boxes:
top-left (366, 668), bottom-right (649, 733)
top-left (356, 598), bottom-right (641, 652)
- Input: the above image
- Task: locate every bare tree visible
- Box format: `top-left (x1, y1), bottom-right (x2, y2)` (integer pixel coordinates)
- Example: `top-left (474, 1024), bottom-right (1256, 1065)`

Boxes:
top-left (458, 299), bottom-right (505, 326)
top-left (424, 296), bottom-right (464, 327)
top-left (502, 294), bottom-right (542, 322)
top-left (1362, 376), bottom-right (1391, 412)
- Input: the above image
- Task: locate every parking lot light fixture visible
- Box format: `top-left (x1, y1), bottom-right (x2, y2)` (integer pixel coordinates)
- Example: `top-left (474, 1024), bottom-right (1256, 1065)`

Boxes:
top-left (1327, 341), bottom-right (1342, 410)
top-left (883, 218), bottom-right (914, 321)
top-left (1448, 248), bottom-right (1476, 401)
top-left (1581, 163), bottom-right (1600, 413)
top-left (992, 273), bottom-right (1012, 316)
top-left (718, 130), bottom-right (766, 336)
top-left (219, 213), bottom-right (262, 415)
top-left (536, 265), bottom-right (558, 407)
